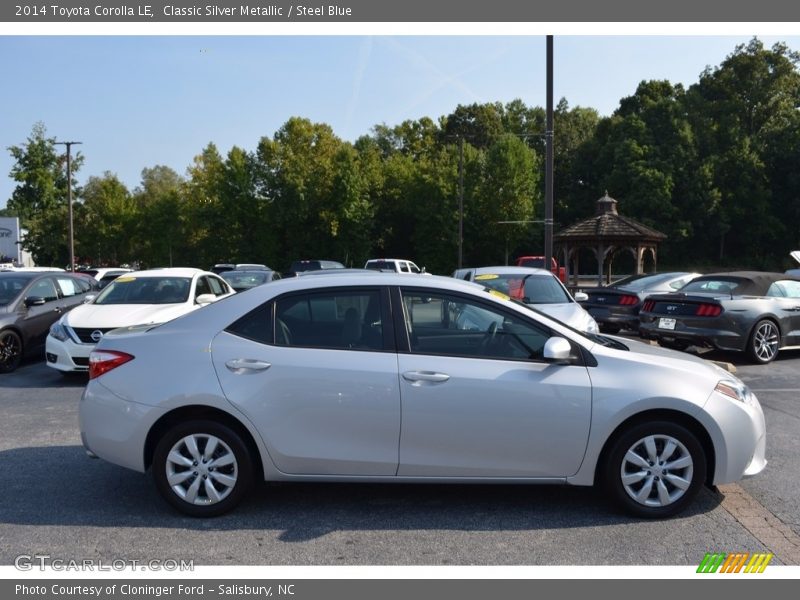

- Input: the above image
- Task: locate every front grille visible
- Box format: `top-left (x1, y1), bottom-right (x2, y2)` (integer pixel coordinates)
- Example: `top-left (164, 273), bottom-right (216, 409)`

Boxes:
top-left (70, 327), bottom-right (115, 344)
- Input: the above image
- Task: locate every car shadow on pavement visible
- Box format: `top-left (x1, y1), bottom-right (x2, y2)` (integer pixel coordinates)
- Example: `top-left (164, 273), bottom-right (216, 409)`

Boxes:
top-left (0, 359), bottom-right (88, 389)
top-left (0, 445), bottom-right (723, 538)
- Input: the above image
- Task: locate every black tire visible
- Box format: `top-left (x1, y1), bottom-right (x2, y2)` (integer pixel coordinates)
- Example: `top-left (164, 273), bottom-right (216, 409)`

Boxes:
top-left (602, 421), bottom-right (706, 518)
top-left (0, 329), bottom-right (23, 374)
top-left (747, 319), bottom-right (780, 364)
top-left (152, 420), bottom-right (254, 517)
top-left (599, 324), bottom-right (621, 334)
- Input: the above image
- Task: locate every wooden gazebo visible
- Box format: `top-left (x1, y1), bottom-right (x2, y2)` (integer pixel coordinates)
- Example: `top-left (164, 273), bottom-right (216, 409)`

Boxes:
top-left (554, 192), bottom-right (667, 286)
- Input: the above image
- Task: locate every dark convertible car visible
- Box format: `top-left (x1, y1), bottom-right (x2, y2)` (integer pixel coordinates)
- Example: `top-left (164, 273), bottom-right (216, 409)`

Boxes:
top-left (639, 271), bottom-right (800, 364)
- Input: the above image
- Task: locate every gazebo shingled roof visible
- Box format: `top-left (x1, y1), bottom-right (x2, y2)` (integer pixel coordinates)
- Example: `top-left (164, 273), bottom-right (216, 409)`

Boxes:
top-left (554, 192), bottom-right (667, 286)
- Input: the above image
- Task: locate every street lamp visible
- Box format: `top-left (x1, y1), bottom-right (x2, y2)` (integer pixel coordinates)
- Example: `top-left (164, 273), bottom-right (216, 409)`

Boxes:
top-left (54, 141), bottom-right (81, 272)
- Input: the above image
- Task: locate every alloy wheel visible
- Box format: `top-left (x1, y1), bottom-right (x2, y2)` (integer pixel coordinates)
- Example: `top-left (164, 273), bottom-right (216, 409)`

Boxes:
top-left (752, 321), bottom-right (779, 363)
top-left (165, 433), bottom-right (239, 506)
top-left (620, 434), bottom-right (694, 508)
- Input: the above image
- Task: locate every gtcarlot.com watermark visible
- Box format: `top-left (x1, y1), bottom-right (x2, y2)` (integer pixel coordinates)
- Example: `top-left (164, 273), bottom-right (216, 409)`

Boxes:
top-left (14, 554), bottom-right (194, 572)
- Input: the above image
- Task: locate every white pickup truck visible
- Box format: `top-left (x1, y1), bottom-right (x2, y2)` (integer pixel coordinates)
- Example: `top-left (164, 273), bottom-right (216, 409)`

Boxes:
top-left (364, 258), bottom-right (428, 274)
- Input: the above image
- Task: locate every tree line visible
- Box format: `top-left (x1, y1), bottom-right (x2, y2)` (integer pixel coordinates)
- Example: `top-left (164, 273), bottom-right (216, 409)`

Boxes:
top-left (4, 39), bottom-right (799, 274)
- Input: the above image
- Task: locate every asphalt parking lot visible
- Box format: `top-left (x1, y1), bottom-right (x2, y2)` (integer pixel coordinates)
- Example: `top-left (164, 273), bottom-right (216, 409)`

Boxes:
top-left (0, 347), bottom-right (798, 566)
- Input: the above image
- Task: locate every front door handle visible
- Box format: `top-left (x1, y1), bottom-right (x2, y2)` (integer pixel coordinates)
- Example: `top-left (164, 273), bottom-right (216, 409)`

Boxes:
top-left (225, 359), bottom-right (272, 372)
top-left (402, 370), bottom-right (450, 384)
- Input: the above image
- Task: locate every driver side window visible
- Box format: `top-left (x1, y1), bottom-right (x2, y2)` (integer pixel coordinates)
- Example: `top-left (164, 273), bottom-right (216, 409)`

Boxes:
top-left (400, 291), bottom-right (550, 361)
top-left (27, 278), bottom-right (59, 303)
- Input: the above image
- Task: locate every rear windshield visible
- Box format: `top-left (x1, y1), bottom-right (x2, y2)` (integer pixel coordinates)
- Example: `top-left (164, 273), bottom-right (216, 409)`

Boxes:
top-left (94, 276), bottom-right (192, 305)
top-left (518, 258), bottom-right (546, 269)
top-left (473, 273), bottom-right (571, 304)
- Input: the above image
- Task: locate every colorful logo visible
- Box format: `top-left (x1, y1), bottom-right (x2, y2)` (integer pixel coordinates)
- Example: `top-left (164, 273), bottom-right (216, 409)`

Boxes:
top-left (697, 552), bottom-right (773, 573)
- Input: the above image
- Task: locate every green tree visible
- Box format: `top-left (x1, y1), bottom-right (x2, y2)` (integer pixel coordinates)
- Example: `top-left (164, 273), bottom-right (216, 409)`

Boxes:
top-left (78, 173), bottom-right (136, 265)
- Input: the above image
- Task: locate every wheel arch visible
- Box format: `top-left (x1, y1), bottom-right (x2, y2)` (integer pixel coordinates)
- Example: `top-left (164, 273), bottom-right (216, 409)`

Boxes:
top-left (144, 405), bottom-right (264, 479)
top-left (593, 408), bottom-right (716, 486)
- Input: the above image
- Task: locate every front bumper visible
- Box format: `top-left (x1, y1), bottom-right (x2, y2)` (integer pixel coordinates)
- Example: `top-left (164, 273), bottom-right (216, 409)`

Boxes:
top-left (45, 335), bottom-right (92, 372)
top-left (702, 389), bottom-right (767, 484)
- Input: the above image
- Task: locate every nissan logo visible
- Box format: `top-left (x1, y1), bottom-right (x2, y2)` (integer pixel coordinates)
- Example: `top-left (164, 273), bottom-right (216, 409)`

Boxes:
top-left (90, 330), bottom-right (104, 343)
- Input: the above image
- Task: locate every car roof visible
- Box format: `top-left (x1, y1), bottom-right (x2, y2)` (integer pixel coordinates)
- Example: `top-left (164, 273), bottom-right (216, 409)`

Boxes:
top-left (690, 271), bottom-right (800, 296)
top-left (122, 268), bottom-right (208, 278)
top-left (471, 266), bottom-right (554, 277)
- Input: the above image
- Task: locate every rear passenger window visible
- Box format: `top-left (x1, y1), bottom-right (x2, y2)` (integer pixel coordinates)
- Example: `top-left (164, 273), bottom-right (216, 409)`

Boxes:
top-left (275, 290), bottom-right (384, 351)
top-left (56, 277), bottom-right (79, 297)
top-left (226, 303), bottom-right (273, 345)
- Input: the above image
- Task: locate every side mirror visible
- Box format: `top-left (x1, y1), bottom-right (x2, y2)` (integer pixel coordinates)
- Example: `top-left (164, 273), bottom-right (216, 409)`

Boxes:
top-left (196, 293), bottom-right (218, 305)
top-left (543, 336), bottom-right (573, 364)
top-left (574, 291), bottom-right (588, 302)
top-left (421, 266), bottom-right (427, 274)
top-left (24, 296), bottom-right (46, 307)
top-left (83, 294), bottom-right (96, 304)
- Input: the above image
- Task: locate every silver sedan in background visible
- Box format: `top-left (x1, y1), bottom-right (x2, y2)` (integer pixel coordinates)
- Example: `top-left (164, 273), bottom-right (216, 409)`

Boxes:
top-left (80, 273), bottom-right (766, 518)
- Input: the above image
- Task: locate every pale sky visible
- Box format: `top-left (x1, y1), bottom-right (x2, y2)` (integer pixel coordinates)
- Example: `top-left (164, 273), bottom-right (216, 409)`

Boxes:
top-left (2, 35), bottom-right (798, 207)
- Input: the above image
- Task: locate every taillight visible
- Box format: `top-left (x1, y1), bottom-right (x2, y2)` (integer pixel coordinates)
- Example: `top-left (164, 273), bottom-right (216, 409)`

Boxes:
top-left (695, 303), bottom-right (722, 317)
top-left (619, 295), bottom-right (639, 305)
top-left (89, 350), bottom-right (134, 379)
top-left (642, 300), bottom-right (655, 312)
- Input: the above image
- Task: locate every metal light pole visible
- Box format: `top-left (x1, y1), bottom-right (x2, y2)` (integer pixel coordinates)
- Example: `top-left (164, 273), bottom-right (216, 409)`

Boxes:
top-left (55, 141), bottom-right (81, 271)
top-left (544, 35), bottom-right (554, 272)
top-left (458, 136), bottom-right (464, 269)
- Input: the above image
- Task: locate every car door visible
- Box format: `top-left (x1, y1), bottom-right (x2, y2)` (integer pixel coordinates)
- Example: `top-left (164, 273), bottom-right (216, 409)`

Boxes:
top-left (18, 277), bottom-right (62, 350)
top-left (395, 288), bottom-right (592, 478)
top-left (211, 286), bottom-right (401, 476)
top-left (768, 280), bottom-right (800, 346)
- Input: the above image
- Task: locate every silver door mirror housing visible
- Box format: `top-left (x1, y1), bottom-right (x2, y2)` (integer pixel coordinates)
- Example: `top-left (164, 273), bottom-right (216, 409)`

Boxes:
top-left (196, 294), bottom-right (218, 305)
top-left (543, 336), bottom-right (572, 363)
top-left (574, 291), bottom-right (588, 302)
top-left (83, 294), bottom-right (96, 304)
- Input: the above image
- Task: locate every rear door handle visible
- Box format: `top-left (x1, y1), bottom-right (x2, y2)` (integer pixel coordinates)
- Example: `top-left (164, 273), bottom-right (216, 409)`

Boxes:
top-left (225, 359), bottom-right (272, 372)
top-left (402, 371), bottom-right (450, 384)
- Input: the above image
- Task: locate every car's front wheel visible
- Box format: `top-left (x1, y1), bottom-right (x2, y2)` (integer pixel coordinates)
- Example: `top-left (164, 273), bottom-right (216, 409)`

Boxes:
top-left (152, 420), bottom-right (254, 517)
top-left (0, 329), bottom-right (23, 373)
top-left (748, 319), bottom-right (780, 364)
top-left (603, 421), bottom-right (706, 518)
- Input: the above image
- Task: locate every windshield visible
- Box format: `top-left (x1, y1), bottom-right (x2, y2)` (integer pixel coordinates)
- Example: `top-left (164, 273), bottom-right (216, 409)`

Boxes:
top-left (221, 271), bottom-right (269, 289)
top-left (613, 273), bottom-right (675, 291)
top-left (474, 273), bottom-right (571, 304)
top-left (0, 277), bottom-right (30, 306)
top-left (680, 278), bottom-right (743, 295)
top-left (94, 276), bottom-right (192, 305)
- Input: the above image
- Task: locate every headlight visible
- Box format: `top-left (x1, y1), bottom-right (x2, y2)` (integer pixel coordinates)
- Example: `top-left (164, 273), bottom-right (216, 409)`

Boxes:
top-left (715, 379), bottom-right (754, 404)
top-left (49, 320), bottom-right (70, 342)
top-left (585, 315), bottom-right (599, 333)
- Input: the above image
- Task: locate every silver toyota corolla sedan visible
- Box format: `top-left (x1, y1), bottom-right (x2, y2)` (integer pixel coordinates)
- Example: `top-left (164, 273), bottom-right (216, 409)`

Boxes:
top-left (80, 273), bottom-right (766, 518)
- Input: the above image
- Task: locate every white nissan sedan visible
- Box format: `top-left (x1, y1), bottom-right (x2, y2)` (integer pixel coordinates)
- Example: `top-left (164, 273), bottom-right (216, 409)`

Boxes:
top-left (79, 273), bottom-right (766, 518)
top-left (46, 268), bottom-right (234, 373)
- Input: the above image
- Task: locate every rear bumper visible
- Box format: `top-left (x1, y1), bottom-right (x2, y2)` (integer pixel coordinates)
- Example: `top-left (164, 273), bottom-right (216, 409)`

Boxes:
top-left (639, 318), bottom-right (746, 352)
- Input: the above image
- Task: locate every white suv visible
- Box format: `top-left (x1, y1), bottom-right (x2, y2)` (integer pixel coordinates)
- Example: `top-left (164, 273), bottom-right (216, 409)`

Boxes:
top-left (364, 259), bottom-right (427, 274)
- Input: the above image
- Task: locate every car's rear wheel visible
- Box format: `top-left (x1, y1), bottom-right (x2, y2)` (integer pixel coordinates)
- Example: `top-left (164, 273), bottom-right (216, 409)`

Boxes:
top-left (0, 330), bottom-right (23, 373)
top-left (748, 319), bottom-right (780, 364)
top-left (153, 420), bottom-right (253, 517)
top-left (603, 421), bottom-right (706, 518)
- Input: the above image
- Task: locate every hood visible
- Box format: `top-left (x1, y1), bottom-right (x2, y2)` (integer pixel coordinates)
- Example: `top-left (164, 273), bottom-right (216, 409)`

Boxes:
top-left (63, 302), bottom-right (197, 328)
top-left (531, 302), bottom-right (595, 331)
